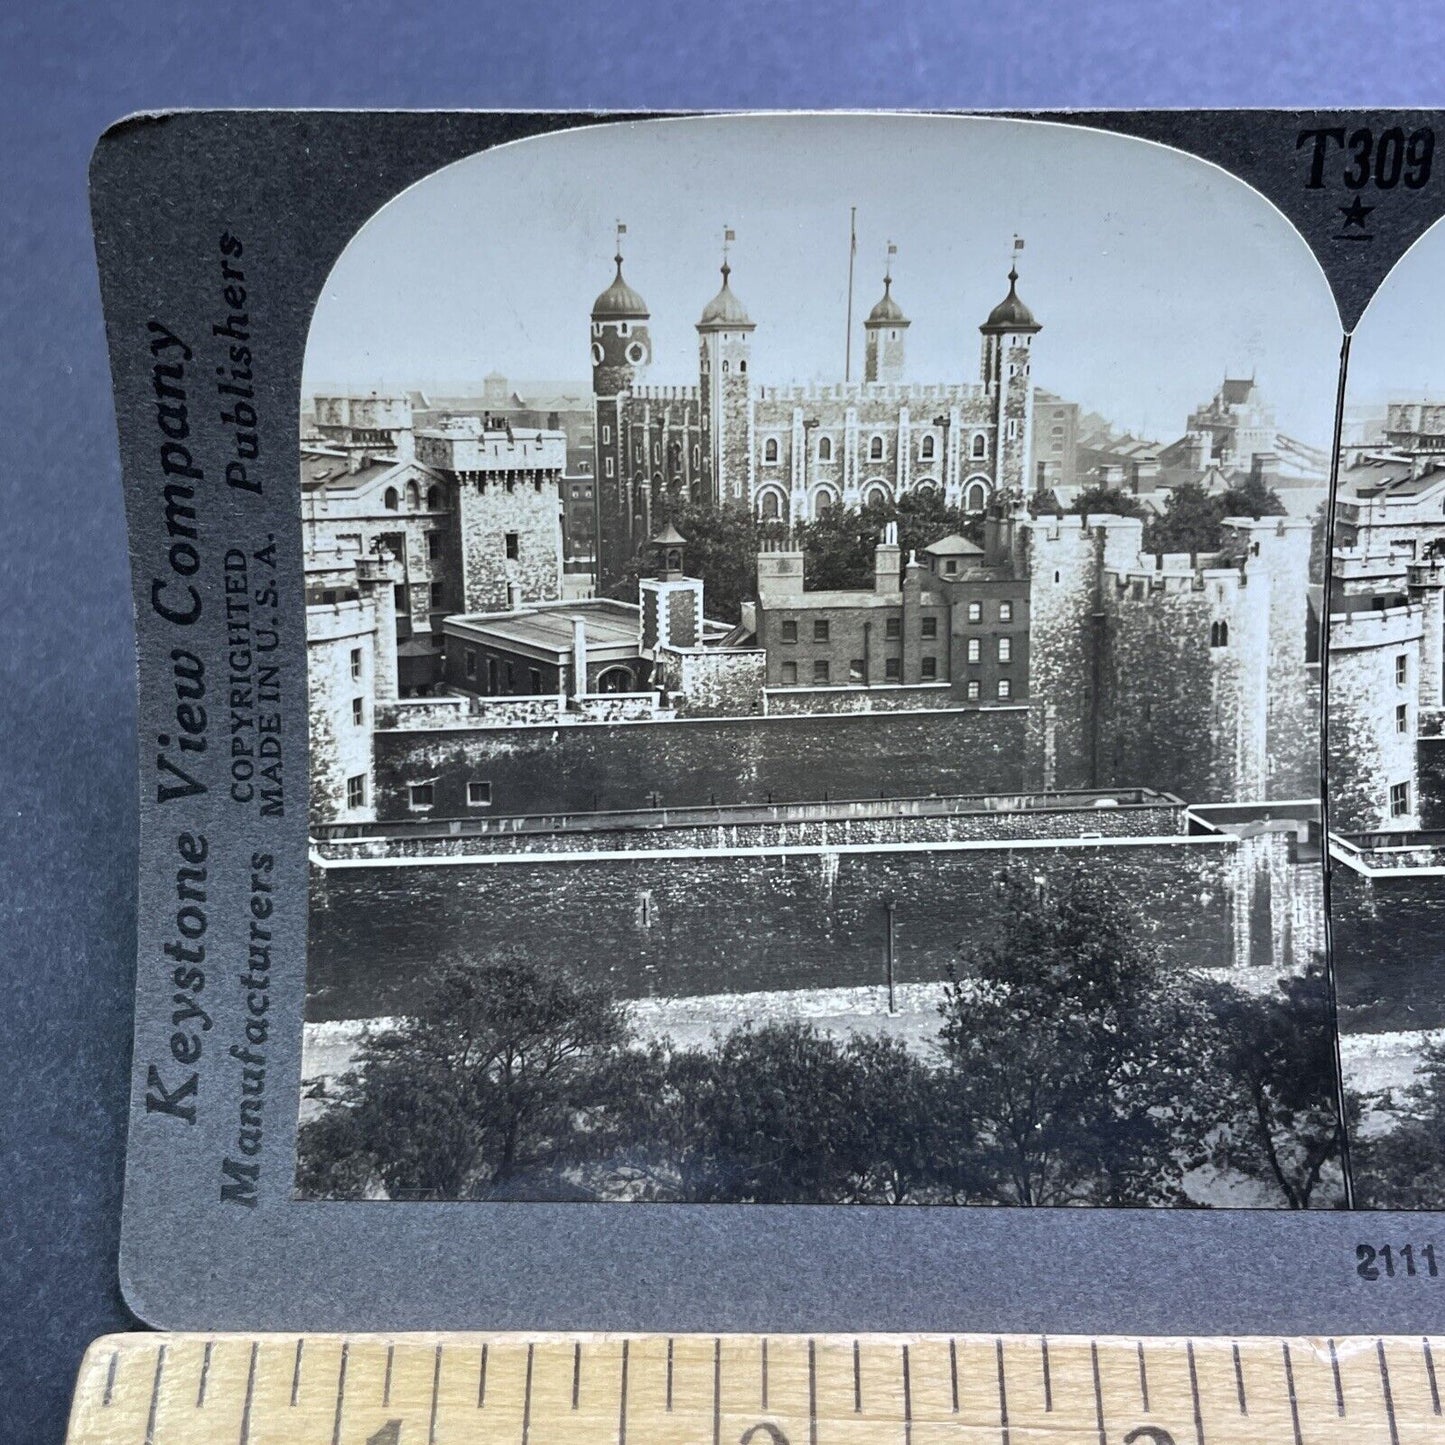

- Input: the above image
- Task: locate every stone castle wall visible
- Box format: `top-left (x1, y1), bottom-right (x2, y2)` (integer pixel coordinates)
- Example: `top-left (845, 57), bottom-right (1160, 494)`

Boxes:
top-left (371, 707), bottom-right (1032, 820)
top-left (454, 475), bottom-right (562, 612)
top-left (306, 831), bottom-right (1304, 1021)
top-left (307, 599), bottom-right (378, 825)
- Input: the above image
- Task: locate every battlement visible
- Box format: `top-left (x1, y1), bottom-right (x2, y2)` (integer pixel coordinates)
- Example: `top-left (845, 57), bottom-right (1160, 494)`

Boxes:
top-left (305, 595), bottom-right (380, 644)
top-left (1105, 565), bottom-right (1245, 599)
top-left (1329, 601), bottom-right (1423, 651)
top-left (415, 423), bottom-right (566, 474)
top-left (628, 385), bottom-right (702, 403)
top-left (753, 380), bottom-right (986, 404)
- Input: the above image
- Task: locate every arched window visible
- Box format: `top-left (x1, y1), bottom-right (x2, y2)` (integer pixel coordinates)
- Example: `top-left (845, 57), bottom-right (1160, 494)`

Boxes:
top-left (722, 359), bottom-right (730, 374)
top-left (764, 437), bottom-right (780, 463)
top-left (971, 433), bottom-right (987, 460)
top-left (405, 480), bottom-right (420, 509)
top-left (383, 486), bottom-right (399, 511)
top-left (812, 485), bottom-right (837, 515)
top-left (739, 359), bottom-right (747, 374)
top-left (760, 490), bottom-right (782, 520)
top-left (597, 666), bottom-right (635, 693)
top-left (869, 434), bottom-right (884, 460)
top-left (818, 435), bottom-right (833, 461)
top-left (863, 482), bottom-right (891, 509)
top-left (1210, 620), bottom-right (1229, 648)
top-left (963, 478), bottom-right (990, 513)
top-left (425, 484), bottom-right (442, 509)
top-left (919, 435), bottom-right (935, 461)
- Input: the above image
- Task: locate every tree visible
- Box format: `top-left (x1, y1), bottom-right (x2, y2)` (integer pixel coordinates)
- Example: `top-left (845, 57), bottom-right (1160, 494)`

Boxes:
top-left (1219, 473), bottom-right (1287, 520)
top-left (295, 950), bottom-right (633, 1200)
top-left (1144, 480), bottom-right (1227, 556)
top-left (937, 868), bottom-right (1226, 1207)
top-left (796, 492), bottom-right (980, 592)
top-left (1068, 485), bottom-right (1144, 519)
top-left (1206, 967), bottom-right (1346, 1209)
top-left (1352, 1044), bottom-right (1445, 1209)
top-left (603, 498), bottom-right (783, 624)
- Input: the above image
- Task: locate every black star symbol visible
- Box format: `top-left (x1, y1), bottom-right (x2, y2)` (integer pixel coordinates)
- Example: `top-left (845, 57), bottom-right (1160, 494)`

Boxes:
top-left (1339, 196), bottom-right (1376, 229)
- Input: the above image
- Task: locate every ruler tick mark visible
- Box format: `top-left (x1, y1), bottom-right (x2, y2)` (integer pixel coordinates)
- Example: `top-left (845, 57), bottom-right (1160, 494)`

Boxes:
top-left (950, 1338), bottom-right (959, 1413)
top-left (808, 1338), bottom-right (818, 1445)
top-left (1329, 1338), bottom-right (1345, 1415)
top-left (477, 1342), bottom-right (488, 1408)
top-left (198, 1340), bottom-right (214, 1408)
top-left (238, 1341), bottom-right (258, 1445)
top-left (1426, 1337), bottom-right (1442, 1414)
top-left (1137, 1340), bottom-right (1149, 1412)
top-left (573, 1340), bottom-right (582, 1410)
top-left (383, 1343), bottom-right (394, 1407)
top-left (331, 1343), bottom-right (349, 1445)
top-left (144, 1343), bottom-right (166, 1445)
top-left (1231, 1340), bottom-right (1247, 1415)
top-left (1281, 1341), bottom-right (1303, 1445)
top-left (1378, 1338), bottom-right (1401, 1445)
top-left (665, 1338), bottom-right (673, 1413)
top-left (996, 1337), bottom-right (1009, 1445)
top-left (853, 1338), bottom-right (862, 1413)
top-left (1090, 1341), bottom-right (1106, 1445)
top-left (761, 1338), bottom-right (768, 1410)
top-left (903, 1344), bottom-right (913, 1445)
top-left (521, 1343), bottom-right (534, 1445)
top-left (103, 1349), bottom-right (118, 1408)
top-left (1041, 1336), bottom-right (1052, 1413)
top-left (713, 1337), bottom-right (722, 1445)
top-left (1186, 1342), bottom-right (1204, 1445)
top-left (618, 1339), bottom-right (630, 1445)
top-left (290, 1339), bottom-right (304, 1407)
top-left (428, 1342), bottom-right (442, 1445)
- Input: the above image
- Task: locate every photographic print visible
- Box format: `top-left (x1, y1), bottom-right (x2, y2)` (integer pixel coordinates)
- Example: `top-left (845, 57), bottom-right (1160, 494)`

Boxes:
top-left (1329, 214), bottom-right (1445, 1209)
top-left (290, 115), bottom-right (1346, 1209)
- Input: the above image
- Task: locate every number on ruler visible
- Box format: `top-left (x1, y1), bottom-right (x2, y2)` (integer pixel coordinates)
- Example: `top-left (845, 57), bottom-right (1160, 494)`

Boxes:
top-left (1124, 1430), bottom-right (1178, 1445)
top-left (366, 1425), bottom-right (401, 1445)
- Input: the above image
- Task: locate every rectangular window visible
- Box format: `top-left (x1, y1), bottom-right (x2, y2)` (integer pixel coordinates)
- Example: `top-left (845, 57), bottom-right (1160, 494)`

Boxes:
top-left (849, 658), bottom-right (865, 682)
top-left (885, 617), bottom-right (901, 639)
top-left (921, 617), bottom-right (937, 639)
top-left (465, 648), bottom-right (478, 679)
top-left (997, 678), bottom-right (1013, 700)
top-left (781, 619), bottom-right (798, 643)
top-left (999, 601), bottom-right (1014, 622)
top-left (351, 697), bottom-right (364, 726)
top-left (921, 656), bottom-right (937, 680)
top-left (813, 659), bottom-right (830, 684)
top-left (1397, 653), bottom-right (1409, 686)
top-left (409, 782), bottom-right (434, 810)
top-left (602, 424), bottom-right (611, 444)
top-left (529, 667), bottom-right (543, 694)
top-left (605, 457), bottom-right (614, 477)
top-left (966, 679), bottom-right (981, 700)
top-left (1397, 703), bottom-right (1410, 734)
top-left (967, 638), bottom-right (981, 663)
top-left (885, 657), bottom-right (901, 680)
top-left (967, 601), bottom-right (982, 623)
top-left (426, 531), bottom-right (441, 560)
top-left (349, 647), bottom-right (363, 681)
top-left (505, 532), bottom-right (520, 560)
top-left (394, 584), bottom-right (407, 612)
top-left (1391, 781), bottom-right (1411, 817)
top-left (505, 662), bottom-right (515, 690)
top-left (430, 581), bottom-right (444, 608)
top-left (813, 619), bottom-right (830, 642)
top-left (486, 657), bottom-right (498, 694)
top-left (998, 637), bottom-right (1013, 662)
top-left (780, 661), bottom-right (798, 685)
top-left (945, 559), bottom-right (958, 574)
top-left (467, 781), bottom-right (492, 807)
top-left (346, 775), bottom-right (366, 809)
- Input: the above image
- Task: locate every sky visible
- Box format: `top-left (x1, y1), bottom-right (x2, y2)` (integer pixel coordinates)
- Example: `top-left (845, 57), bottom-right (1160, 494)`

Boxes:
top-left (303, 114), bottom-right (1342, 447)
top-left (1346, 215), bottom-right (1445, 408)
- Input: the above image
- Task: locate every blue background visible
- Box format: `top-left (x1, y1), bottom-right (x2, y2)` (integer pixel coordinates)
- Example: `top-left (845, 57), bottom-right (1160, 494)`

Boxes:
top-left (2, 2), bottom-right (1439, 1439)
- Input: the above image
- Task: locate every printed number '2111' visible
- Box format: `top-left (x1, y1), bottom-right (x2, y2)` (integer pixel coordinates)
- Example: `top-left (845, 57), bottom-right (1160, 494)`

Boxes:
top-left (1356, 1243), bottom-right (1438, 1279)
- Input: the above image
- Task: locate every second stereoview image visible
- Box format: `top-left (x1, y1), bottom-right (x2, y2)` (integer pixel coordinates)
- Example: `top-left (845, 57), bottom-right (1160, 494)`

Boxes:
top-left (291, 115), bottom-right (1346, 1209)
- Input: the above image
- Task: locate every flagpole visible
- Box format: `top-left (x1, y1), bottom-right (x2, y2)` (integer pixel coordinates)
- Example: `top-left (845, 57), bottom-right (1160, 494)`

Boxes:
top-left (845, 206), bottom-right (857, 383)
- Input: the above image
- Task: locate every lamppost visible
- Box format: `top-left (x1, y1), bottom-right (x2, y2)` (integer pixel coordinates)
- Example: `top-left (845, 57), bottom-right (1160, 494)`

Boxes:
top-left (882, 889), bottom-right (898, 1016)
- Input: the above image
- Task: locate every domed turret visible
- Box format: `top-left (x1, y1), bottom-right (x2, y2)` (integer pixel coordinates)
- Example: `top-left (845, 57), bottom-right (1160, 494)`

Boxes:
top-left (980, 265), bottom-right (1041, 335)
top-left (591, 254), bottom-right (649, 320)
top-left (698, 260), bottom-right (755, 331)
top-left (867, 275), bottom-right (908, 326)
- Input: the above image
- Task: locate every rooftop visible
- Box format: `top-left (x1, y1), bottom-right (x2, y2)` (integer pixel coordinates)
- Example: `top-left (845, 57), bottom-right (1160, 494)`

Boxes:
top-left (445, 599), bottom-right (642, 657)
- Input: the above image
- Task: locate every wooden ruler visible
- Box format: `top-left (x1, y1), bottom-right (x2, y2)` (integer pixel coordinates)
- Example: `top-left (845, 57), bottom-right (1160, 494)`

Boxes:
top-left (66, 1332), bottom-right (1444, 1443)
